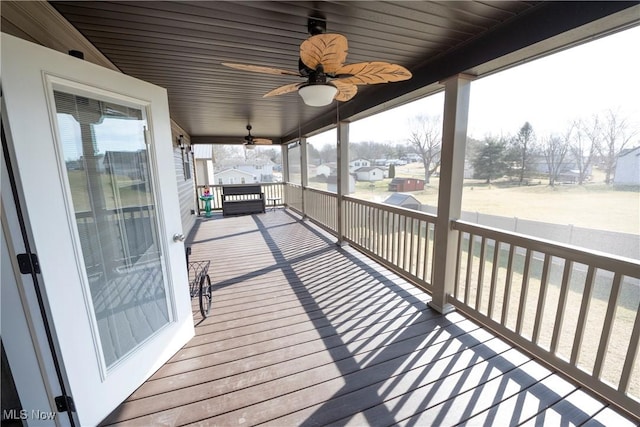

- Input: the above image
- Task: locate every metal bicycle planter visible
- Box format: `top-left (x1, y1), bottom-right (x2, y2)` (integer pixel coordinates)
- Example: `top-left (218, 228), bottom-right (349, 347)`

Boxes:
top-left (187, 260), bottom-right (212, 318)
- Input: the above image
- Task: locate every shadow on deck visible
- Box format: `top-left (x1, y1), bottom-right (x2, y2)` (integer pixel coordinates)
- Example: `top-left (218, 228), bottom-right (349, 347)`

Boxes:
top-left (101, 209), bottom-right (634, 426)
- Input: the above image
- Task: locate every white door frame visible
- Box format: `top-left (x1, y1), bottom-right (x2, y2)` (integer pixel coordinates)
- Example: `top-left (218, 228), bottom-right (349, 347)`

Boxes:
top-left (1, 34), bottom-right (194, 426)
top-left (2, 117), bottom-right (73, 427)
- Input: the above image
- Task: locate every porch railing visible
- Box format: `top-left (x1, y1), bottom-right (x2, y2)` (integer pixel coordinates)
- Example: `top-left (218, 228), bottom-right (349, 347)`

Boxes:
top-left (197, 183), bottom-right (285, 212)
top-left (303, 187), bottom-right (338, 234)
top-left (284, 183), bottom-right (303, 213)
top-left (450, 220), bottom-right (640, 416)
top-left (343, 196), bottom-right (437, 293)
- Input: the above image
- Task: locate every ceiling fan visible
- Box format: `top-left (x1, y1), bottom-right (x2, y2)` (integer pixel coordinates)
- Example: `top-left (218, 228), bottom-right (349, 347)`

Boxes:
top-left (243, 124), bottom-right (272, 149)
top-left (222, 19), bottom-right (412, 107)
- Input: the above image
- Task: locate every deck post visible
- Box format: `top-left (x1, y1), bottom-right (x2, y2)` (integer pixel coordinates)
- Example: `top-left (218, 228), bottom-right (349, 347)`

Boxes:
top-left (281, 143), bottom-right (289, 183)
top-left (429, 73), bottom-right (473, 314)
top-left (281, 143), bottom-right (289, 206)
top-left (300, 136), bottom-right (308, 218)
top-left (336, 121), bottom-right (349, 246)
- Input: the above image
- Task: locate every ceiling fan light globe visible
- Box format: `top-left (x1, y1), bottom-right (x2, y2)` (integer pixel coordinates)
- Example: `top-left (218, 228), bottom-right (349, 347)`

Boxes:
top-left (245, 144), bottom-right (256, 150)
top-left (298, 84), bottom-right (337, 107)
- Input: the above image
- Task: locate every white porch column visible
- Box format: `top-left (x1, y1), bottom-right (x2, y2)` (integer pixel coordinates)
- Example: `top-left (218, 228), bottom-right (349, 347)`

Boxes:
top-left (336, 121), bottom-right (349, 245)
top-left (300, 136), bottom-right (308, 217)
top-left (281, 143), bottom-right (289, 183)
top-left (281, 143), bottom-right (289, 207)
top-left (429, 74), bottom-right (473, 314)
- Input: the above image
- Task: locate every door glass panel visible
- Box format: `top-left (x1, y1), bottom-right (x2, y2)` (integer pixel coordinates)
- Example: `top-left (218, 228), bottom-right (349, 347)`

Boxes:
top-left (53, 91), bottom-right (170, 368)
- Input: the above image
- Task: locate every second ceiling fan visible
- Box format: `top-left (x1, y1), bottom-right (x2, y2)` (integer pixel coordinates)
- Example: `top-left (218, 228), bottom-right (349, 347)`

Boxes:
top-left (243, 124), bottom-right (272, 149)
top-left (222, 19), bottom-right (412, 107)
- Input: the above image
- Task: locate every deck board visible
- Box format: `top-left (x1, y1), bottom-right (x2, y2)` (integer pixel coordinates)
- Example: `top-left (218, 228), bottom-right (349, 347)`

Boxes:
top-left (101, 210), bottom-right (636, 426)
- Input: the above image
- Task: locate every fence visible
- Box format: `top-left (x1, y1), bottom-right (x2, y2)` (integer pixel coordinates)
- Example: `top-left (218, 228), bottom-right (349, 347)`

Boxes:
top-left (421, 206), bottom-right (639, 260)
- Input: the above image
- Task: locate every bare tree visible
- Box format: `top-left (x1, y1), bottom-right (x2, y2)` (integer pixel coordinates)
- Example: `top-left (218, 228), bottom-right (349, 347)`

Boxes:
top-left (598, 109), bottom-right (637, 184)
top-left (573, 117), bottom-right (599, 185)
top-left (407, 114), bottom-right (442, 184)
top-left (319, 143), bottom-right (337, 164)
top-left (511, 122), bottom-right (536, 184)
top-left (350, 140), bottom-right (394, 162)
top-left (212, 143), bottom-right (241, 163)
top-left (542, 125), bottom-right (572, 186)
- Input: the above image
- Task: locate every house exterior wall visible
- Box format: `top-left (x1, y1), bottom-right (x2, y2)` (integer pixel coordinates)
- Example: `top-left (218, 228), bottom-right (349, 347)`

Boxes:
top-left (614, 148), bottom-right (640, 185)
top-left (349, 159), bottom-right (371, 172)
top-left (355, 167), bottom-right (384, 182)
top-left (171, 122), bottom-right (196, 235)
top-left (216, 169), bottom-right (256, 185)
top-left (316, 164), bottom-right (333, 177)
top-left (237, 163), bottom-right (274, 176)
top-left (215, 160), bottom-right (275, 182)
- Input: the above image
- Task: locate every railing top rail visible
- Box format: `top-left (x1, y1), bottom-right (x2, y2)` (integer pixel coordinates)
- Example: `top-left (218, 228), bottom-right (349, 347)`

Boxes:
top-left (200, 182), bottom-right (283, 188)
top-left (304, 187), bottom-right (337, 197)
top-left (285, 182), bottom-right (302, 189)
top-left (453, 219), bottom-right (640, 278)
top-left (344, 195), bottom-right (437, 223)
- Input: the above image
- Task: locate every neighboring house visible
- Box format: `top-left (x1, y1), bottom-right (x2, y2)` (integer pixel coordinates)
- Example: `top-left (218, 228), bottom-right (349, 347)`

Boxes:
top-left (349, 158), bottom-right (371, 172)
top-left (354, 166), bottom-right (385, 182)
top-left (384, 193), bottom-right (422, 211)
top-left (193, 144), bottom-right (215, 187)
top-left (614, 146), bottom-right (640, 185)
top-left (215, 168), bottom-right (257, 185)
top-left (216, 158), bottom-right (276, 182)
top-left (316, 163), bottom-right (336, 178)
top-left (386, 159), bottom-right (407, 166)
top-left (327, 174), bottom-right (356, 194)
top-left (402, 154), bottom-right (421, 163)
top-left (529, 155), bottom-right (575, 175)
top-left (529, 155), bottom-right (593, 183)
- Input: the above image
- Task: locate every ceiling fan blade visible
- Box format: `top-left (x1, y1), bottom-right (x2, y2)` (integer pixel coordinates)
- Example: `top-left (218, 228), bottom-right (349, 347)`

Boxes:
top-left (263, 82), bottom-right (303, 98)
top-left (253, 138), bottom-right (273, 145)
top-left (222, 63), bottom-right (301, 76)
top-left (331, 81), bottom-right (357, 102)
top-left (300, 34), bottom-right (348, 74)
top-left (335, 62), bottom-right (412, 85)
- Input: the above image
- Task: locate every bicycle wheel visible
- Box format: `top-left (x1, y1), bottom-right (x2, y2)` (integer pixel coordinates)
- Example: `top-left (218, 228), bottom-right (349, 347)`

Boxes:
top-left (199, 274), bottom-right (212, 318)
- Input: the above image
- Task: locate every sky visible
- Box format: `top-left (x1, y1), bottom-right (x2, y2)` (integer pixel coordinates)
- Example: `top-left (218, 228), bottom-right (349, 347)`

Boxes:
top-left (309, 25), bottom-right (640, 147)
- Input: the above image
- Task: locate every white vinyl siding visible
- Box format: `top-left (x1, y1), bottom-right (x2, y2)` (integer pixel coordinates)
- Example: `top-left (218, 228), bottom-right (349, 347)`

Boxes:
top-left (171, 122), bottom-right (196, 235)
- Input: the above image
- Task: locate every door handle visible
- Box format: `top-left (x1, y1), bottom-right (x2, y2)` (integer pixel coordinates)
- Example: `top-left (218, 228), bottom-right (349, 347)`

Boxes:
top-left (173, 233), bottom-right (185, 242)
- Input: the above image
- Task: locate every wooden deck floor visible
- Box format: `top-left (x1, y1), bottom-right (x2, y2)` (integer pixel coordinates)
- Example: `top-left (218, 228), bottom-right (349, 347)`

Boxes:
top-left (102, 209), bottom-right (636, 426)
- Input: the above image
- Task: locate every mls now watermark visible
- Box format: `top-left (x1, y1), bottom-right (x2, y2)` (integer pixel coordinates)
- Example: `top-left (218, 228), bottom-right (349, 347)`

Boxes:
top-left (3, 409), bottom-right (57, 421)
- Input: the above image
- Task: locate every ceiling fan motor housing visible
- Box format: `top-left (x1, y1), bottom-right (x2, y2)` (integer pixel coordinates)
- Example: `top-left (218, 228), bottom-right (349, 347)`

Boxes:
top-left (308, 17), bottom-right (326, 36)
top-left (308, 68), bottom-right (328, 84)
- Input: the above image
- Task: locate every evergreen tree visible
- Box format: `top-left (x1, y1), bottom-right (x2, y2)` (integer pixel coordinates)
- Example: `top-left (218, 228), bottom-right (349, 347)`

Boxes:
top-left (472, 137), bottom-right (509, 184)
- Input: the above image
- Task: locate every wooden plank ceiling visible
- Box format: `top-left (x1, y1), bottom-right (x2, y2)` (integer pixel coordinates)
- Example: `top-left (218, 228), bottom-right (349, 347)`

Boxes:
top-left (48, 1), bottom-right (634, 144)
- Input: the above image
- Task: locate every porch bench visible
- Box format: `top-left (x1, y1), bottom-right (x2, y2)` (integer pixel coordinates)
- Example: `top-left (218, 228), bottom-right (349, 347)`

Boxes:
top-left (221, 185), bottom-right (265, 217)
